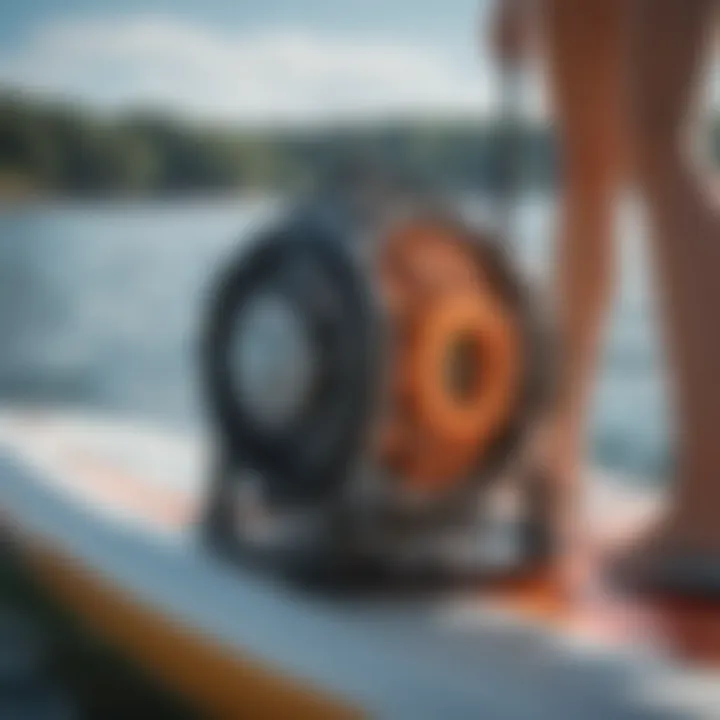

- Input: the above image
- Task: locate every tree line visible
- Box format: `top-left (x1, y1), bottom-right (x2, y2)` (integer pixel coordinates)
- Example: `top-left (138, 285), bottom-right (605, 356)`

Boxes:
top-left (0, 91), bottom-right (562, 198)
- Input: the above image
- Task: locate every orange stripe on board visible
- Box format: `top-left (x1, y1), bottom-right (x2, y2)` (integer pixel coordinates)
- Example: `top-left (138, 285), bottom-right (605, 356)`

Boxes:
top-left (21, 539), bottom-right (362, 719)
top-left (64, 451), bottom-right (194, 530)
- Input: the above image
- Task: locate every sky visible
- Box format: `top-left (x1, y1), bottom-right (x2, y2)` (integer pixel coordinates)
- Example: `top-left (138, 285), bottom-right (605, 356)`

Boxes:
top-left (0, 0), bottom-right (536, 126)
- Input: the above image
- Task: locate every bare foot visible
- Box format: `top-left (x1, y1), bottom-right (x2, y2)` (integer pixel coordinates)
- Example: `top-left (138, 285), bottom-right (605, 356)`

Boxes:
top-left (610, 510), bottom-right (720, 599)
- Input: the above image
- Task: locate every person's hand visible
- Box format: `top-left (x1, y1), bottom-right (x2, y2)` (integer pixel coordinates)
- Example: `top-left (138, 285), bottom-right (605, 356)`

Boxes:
top-left (488, 0), bottom-right (534, 63)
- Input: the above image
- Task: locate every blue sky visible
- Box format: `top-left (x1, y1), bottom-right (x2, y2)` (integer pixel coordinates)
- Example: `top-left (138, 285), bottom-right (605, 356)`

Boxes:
top-left (0, 0), bottom-right (548, 125)
top-left (1, 0), bottom-right (487, 48)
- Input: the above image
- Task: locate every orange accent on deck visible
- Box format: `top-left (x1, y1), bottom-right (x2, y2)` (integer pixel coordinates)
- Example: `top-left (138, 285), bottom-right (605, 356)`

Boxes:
top-left (64, 451), bottom-right (194, 530)
top-left (484, 560), bottom-right (720, 669)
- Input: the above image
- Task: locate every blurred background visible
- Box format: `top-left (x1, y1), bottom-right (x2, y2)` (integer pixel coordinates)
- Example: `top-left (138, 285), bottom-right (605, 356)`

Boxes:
top-left (0, 0), bottom-right (685, 482)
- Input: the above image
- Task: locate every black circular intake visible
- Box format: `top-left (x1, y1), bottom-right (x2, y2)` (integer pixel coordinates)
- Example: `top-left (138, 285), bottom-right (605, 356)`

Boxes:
top-left (202, 211), bottom-right (378, 506)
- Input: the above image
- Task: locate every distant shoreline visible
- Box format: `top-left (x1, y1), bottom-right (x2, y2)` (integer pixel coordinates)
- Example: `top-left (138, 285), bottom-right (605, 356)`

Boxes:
top-left (1, 92), bottom-right (560, 207)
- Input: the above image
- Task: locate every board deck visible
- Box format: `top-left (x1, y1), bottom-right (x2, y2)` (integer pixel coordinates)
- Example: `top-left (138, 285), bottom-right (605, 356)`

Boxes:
top-left (0, 406), bottom-right (718, 719)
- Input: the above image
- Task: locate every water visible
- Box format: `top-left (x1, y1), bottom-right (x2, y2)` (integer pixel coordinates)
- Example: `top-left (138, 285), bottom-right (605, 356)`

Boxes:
top-left (0, 196), bottom-right (671, 483)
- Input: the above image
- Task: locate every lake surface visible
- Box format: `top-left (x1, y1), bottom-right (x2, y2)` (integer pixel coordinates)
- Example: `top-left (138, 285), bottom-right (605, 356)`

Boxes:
top-left (0, 196), bottom-right (671, 483)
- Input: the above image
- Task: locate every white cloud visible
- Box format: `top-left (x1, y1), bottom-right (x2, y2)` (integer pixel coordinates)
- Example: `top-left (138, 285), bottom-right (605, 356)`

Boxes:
top-left (0, 16), bottom-right (500, 125)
